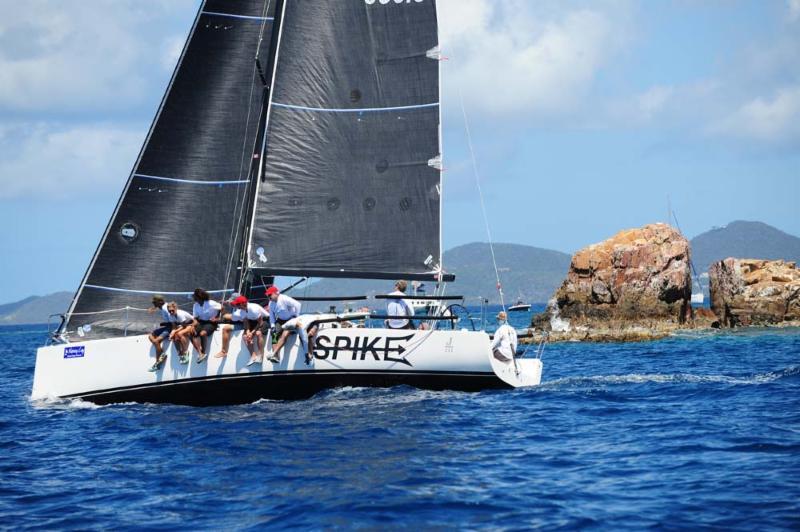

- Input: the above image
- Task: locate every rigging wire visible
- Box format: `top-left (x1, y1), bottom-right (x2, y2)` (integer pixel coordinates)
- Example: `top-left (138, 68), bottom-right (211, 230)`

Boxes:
top-left (222, 0), bottom-right (273, 296)
top-left (669, 206), bottom-right (704, 289)
top-left (458, 88), bottom-right (506, 310)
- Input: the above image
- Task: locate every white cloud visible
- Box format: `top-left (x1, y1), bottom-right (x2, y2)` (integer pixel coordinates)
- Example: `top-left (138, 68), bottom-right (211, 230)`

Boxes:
top-left (0, 122), bottom-right (144, 199)
top-left (0, 0), bottom-right (197, 113)
top-left (438, 0), bottom-right (633, 117)
top-left (789, 0), bottom-right (800, 21)
top-left (161, 35), bottom-right (186, 71)
top-left (709, 86), bottom-right (800, 142)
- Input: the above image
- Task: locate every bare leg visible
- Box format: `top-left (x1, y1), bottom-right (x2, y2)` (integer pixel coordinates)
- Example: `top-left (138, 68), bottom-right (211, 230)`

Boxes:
top-left (272, 330), bottom-right (292, 357)
top-left (148, 334), bottom-right (164, 356)
top-left (216, 325), bottom-right (232, 358)
top-left (176, 328), bottom-right (190, 355)
top-left (191, 331), bottom-right (204, 355)
top-left (244, 332), bottom-right (258, 359)
top-left (255, 330), bottom-right (265, 357)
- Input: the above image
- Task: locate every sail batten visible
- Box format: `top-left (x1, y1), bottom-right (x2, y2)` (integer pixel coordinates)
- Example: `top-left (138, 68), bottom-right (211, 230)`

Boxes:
top-left (271, 102), bottom-right (439, 113)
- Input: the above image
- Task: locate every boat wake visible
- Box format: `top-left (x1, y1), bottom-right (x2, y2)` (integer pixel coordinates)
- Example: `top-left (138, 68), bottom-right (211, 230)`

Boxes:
top-left (28, 393), bottom-right (110, 410)
top-left (540, 365), bottom-right (800, 389)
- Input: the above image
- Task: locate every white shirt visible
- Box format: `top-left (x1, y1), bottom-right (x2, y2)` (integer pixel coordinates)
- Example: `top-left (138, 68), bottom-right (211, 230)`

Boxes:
top-left (386, 290), bottom-right (413, 328)
top-left (269, 294), bottom-right (301, 325)
top-left (157, 303), bottom-right (170, 323)
top-left (232, 302), bottom-right (269, 322)
top-left (490, 322), bottom-right (518, 361)
top-left (169, 309), bottom-right (193, 325)
top-left (192, 300), bottom-right (221, 321)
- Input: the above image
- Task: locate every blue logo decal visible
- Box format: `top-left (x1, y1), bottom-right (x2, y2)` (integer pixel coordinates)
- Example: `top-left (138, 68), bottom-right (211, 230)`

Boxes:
top-left (64, 346), bottom-right (85, 359)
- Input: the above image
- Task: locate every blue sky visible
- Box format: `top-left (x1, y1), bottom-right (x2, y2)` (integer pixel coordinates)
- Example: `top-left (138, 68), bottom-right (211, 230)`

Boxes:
top-left (0, 0), bottom-right (798, 304)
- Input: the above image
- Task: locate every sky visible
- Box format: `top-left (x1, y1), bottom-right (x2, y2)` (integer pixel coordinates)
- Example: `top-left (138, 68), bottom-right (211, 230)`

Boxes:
top-left (0, 0), bottom-right (798, 304)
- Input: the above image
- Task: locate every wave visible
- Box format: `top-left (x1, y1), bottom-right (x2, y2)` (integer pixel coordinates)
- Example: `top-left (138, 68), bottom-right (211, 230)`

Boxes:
top-left (540, 365), bottom-right (800, 389)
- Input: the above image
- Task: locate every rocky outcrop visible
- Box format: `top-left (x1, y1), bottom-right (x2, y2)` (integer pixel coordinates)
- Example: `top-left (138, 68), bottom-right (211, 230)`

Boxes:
top-left (709, 258), bottom-right (800, 327)
top-left (534, 223), bottom-right (692, 332)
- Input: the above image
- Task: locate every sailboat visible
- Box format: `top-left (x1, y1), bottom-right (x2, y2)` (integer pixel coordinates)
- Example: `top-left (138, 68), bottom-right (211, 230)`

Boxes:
top-left (31, 0), bottom-right (542, 406)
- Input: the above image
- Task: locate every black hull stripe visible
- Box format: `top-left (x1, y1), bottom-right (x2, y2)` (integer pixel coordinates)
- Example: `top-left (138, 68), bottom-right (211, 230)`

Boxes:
top-left (63, 370), bottom-right (505, 406)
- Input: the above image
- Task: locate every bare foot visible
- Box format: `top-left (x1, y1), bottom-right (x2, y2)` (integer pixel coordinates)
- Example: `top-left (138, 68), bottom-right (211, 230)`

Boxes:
top-left (215, 351), bottom-right (228, 358)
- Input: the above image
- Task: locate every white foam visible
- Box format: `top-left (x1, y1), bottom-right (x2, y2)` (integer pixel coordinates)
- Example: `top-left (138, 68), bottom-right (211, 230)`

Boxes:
top-left (547, 298), bottom-right (571, 332)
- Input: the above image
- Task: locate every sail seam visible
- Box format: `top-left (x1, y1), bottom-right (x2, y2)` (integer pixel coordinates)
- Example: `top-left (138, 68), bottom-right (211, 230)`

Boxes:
top-left (134, 174), bottom-right (249, 185)
top-left (202, 11), bottom-right (274, 22)
top-left (271, 102), bottom-right (439, 113)
top-left (85, 284), bottom-right (235, 296)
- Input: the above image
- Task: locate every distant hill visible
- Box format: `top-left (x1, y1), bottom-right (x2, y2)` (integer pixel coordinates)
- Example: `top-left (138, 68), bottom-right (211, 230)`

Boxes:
top-left (301, 243), bottom-right (572, 307)
top-left (691, 221), bottom-right (800, 273)
top-left (0, 292), bottom-right (72, 325)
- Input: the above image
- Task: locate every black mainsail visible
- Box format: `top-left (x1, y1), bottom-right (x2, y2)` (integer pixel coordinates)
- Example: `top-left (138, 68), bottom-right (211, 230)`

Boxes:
top-left (246, 0), bottom-right (447, 282)
top-left (62, 0), bottom-right (279, 339)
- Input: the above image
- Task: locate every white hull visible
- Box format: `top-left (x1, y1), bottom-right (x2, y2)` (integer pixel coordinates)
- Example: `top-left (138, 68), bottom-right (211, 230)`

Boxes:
top-left (32, 327), bottom-right (542, 405)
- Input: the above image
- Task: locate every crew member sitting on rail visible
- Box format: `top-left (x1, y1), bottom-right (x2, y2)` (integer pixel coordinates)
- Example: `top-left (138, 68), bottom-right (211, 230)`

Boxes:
top-left (265, 285), bottom-right (301, 364)
top-left (216, 295), bottom-right (269, 366)
top-left (167, 301), bottom-right (194, 364)
top-left (271, 315), bottom-right (319, 366)
top-left (189, 288), bottom-right (221, 363)
top-left (146, 295), bottom-right (171, 371)
top-left (385, 280), bottom-right (414, 330)
top-left (490, 311), bottom-right (518, 363)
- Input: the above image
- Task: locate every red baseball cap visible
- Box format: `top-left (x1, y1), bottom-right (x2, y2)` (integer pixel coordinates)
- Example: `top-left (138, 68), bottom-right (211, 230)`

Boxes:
top-left (231, 296), bottom-right (248, 306)
top-left (265, 286), bottom-right (280, 296)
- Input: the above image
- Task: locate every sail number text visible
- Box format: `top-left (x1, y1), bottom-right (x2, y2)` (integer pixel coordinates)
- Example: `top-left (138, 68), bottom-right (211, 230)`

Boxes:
top-left (365, 0), bottom-right (424, 5)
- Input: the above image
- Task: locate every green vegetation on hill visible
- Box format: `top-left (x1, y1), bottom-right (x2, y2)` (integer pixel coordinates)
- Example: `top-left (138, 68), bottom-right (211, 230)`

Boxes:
top-left (301, 243), bottom-right (571, 306)
top-left (691, 221), bottom-right (800, 273)
top-left (0, 292), bottom-right (72, 325)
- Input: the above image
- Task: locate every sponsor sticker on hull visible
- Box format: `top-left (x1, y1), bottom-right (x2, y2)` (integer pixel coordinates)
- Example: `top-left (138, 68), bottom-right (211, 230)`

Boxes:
top-left (64, 346), bottom-right (85, 359)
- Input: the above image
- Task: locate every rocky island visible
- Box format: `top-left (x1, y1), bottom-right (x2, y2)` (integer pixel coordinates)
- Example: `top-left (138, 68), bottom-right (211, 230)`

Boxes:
top-left (709, 258), bottom-right (800, 327)
top-left (532, 223), bottom-right (695, 342)
top-left (528, 223), bottom-right (800, 343)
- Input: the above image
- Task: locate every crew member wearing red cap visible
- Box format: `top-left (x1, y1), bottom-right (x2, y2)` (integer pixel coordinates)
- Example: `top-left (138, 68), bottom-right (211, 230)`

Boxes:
top-left (265, 285), bottom-right (302, 363)
top-left (215, 296), bottom-right (269, 365)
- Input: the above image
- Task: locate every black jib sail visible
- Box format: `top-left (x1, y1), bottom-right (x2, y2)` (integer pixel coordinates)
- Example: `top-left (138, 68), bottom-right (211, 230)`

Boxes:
top-left (246, 0), bottom-right (447, 282)
top-left (62, 0), bottom-right (279, 339)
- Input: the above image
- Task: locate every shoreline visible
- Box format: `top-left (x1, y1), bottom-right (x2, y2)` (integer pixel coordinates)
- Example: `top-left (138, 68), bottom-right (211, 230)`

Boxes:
top-left (522, 322), bottom-right (800, 344)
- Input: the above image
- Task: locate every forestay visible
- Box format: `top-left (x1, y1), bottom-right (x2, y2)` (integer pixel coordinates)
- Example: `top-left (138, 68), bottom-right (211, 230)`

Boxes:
top-left (63, 0), bottom-right (278, 339)
top-left (247, 0), bottom-right (444, 281)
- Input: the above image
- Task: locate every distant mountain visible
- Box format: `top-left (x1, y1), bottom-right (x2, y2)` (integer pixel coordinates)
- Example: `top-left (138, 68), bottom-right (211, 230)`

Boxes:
top-left (691, 221), bottom-right (800, 273)
top-left (0, 292), bottom-right (72, 325)
top-left (301, 243), bottom-right (572, 307)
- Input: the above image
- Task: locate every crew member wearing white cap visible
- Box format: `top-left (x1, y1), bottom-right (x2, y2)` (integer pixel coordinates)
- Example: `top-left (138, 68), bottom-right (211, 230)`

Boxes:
top-left (490, 311), bottom-right (517, 363)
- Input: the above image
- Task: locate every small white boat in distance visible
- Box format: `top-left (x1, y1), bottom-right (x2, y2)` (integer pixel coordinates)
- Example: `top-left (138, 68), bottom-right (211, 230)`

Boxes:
top-left (508, 299), bottom-right (532, 312)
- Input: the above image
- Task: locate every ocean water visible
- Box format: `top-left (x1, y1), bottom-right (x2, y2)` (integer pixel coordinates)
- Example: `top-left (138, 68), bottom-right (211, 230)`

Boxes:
top-left (2, 320), bottom-right (799, 530)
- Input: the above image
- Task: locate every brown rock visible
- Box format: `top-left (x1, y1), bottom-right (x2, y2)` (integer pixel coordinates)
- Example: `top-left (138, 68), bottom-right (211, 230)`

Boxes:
top-left (709, 258), bottom-right (800, 327)
top-left (544, 223), bottom-right (692, 327)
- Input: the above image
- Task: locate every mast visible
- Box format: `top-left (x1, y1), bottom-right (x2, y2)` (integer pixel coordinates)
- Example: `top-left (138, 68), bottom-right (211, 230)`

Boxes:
top-left (236, 0), bottom-right (286, 296)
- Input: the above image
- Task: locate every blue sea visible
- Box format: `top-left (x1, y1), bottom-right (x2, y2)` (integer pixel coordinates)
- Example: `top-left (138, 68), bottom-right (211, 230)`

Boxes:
top-left (2, 313), bottom-right (799, 530)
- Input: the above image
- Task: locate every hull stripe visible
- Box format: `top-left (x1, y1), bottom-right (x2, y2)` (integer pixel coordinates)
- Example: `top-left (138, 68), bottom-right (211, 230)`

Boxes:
top-left (63, 369), bottom-right (503, 405)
